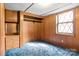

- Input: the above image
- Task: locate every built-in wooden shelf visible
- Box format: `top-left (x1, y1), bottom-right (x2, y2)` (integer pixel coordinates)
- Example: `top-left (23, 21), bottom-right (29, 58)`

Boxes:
top-left (5, 10), bottom-right (20, 35)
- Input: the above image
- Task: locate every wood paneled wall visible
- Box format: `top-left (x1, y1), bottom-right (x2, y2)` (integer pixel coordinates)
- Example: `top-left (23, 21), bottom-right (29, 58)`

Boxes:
top-left (19, 12), bottom-right (42, 47)
top-left (5, 10), bottom-right (42, 49)
top-left (0, 4), bottom-right (5, 55)
top-left (41, 7), bottom-right (79, 51)
top-left (41, 15), bottom-right (56, 40)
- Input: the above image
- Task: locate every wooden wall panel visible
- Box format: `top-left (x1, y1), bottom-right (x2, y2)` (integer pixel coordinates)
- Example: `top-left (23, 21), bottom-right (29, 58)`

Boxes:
top-left (0, 4), bottom-right (5, 56)
top-left (6, 35), bottom-right (19, 50)
top-left (41, 15), bottom-right (56, 40)
top-left (34, 22), bottom-right (41, 40)
top-left (23, 22), bottom-right (41, 42)
top-left (42, 7), bottom-right (79, 51)
top-left (75, 7), bottom-right (79, 40)
top-left (20, 12), bottom-right (42, 47)
top-left (23, 21), bottom-right (34, 43)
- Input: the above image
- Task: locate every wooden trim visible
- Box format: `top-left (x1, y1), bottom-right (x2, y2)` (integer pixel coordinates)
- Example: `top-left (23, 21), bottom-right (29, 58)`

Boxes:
top-left (17, 11), bottom-right (20, 35)
top-left (19, 12), bottom-right (23, 47)
top-left (17, 11), bottom-right (20, 48)
top-left (5, 33), bottom-right (19, 35)
top-left (0, 3), bottom-right (5, 55)
top-left (24, 15), bottom-right (43, 20)
top-left (24, 20), bottom-right (41, 23)
top-left (73, 8), bottom-right (76, 37)
top-left (5, 22), bottom-right (18, 23)
top-left (57, 21), bottom-right (73, 24)
top-left (24, 19), bottom-right (42, 23)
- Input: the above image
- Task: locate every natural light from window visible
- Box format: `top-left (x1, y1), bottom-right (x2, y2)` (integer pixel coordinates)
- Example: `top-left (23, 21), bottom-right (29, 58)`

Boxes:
top-left (56, 10), bottom-right (73, 35)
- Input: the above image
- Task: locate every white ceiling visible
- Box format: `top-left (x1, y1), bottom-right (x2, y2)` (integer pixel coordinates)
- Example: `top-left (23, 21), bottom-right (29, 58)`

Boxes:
top-left (5, 3), bottom-right (32, 11)
top-left (5, 3), bottom-right (79, 16)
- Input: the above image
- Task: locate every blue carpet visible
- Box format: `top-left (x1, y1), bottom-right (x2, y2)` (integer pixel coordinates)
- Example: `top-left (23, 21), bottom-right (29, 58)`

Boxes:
top-left (5, 42), bottom-right (79, 56)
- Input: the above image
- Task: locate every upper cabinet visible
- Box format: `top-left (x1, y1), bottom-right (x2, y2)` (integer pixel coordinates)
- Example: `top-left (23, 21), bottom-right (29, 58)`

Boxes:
top-left (5, 10), bottom-right (18, 22)
top-left (23, 12), bottom-right (42, 23)
top-left (5, 10), bottom-right (19, 35)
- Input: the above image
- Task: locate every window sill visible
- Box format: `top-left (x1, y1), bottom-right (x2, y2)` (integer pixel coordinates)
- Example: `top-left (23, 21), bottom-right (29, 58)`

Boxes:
top-left (56, 33), bottom-right (74, 36)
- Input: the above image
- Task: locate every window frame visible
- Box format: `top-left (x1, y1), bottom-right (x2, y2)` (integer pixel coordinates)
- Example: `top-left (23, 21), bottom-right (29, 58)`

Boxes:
top-left (56, 10), bottom-right (75, 35)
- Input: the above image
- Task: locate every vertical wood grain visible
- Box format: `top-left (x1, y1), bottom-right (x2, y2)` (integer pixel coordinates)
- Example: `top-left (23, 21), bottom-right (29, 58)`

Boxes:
top-left (5, 10), bottom-right (20, 50)
top-left (6, 35), bottom-right (19, 50)
top-left (0, 4), bottom-right (5, 56)
top-left (19, 12), bottom-right (24, 47)
top-left (19, 12), bottom-right (42, 47)
top-left (42, 6), bottom-right (79, 51)
top-left (5, 10), bottom-right (17, 22)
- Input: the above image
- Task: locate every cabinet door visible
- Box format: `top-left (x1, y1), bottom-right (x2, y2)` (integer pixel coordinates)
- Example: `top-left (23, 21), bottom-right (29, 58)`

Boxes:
top-left (5, 10), bottom-right (19, 35)
top-left (6, 35), bottom-right (19, 50)
top-left (5, 10), bottom-right (17, 22)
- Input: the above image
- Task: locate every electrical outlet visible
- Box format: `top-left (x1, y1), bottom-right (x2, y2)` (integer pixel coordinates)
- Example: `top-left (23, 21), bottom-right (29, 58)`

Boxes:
top-left (61, 40), bottom-right (64, 43)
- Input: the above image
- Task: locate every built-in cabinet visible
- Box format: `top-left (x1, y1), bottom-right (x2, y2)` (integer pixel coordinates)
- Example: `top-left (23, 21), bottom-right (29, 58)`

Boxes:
top-left (5, 10), bottom-right (19, 35)
top-left (6, 35), bottom-right (19, 50)
top-left (5, 10), bottom-right (42, 50)
top-left (5, 10), bottom-right (20, 50)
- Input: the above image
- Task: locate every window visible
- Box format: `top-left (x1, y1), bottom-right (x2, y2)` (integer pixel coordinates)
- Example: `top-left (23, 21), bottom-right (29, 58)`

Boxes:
top-left (56, 10), bottom-right (74, 35)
